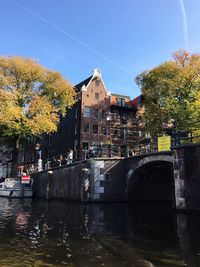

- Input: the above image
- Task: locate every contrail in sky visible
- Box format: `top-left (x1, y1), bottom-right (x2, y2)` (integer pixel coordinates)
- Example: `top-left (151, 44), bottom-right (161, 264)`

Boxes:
top-left (12, 0), bottom-right (133, 76)
top-left (178, 0), bottom-right (189, 51)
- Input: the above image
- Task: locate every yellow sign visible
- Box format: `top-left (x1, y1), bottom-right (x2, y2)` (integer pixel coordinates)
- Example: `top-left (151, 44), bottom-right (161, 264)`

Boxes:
top-left (158, 136), bottom-right (171, 151)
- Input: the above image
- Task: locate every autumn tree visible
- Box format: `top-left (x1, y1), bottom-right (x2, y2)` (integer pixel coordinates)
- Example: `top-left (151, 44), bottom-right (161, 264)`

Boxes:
top-left (0, 56), bottom-right (76, 174)
top-left (135, 50), bottom-right (200, 137)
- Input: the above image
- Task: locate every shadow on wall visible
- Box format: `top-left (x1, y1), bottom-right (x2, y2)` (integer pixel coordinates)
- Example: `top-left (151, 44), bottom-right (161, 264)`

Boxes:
top-left (127, 161), bottom-right (175, 207)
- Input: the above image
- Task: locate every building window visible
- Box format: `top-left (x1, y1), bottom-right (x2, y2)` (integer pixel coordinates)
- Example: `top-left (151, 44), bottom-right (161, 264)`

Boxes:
top-left (102, 110), bottom-right (106, 119)
top-left (117, 98), bottom-right (125, 107)
top-left (120, 113), bottom-right (127, 124)
top-left (83, 142), bottom-right (89, 150)
top-left (102, 126), bottom-right (109, 135)
top-left (111, 128), bottom-right (118, 135)
top-left (132, 131), bottom-right (139, 137)
top-left (127, 130), bottom-right (133, 137)
top-left (83, 123), bottom-right (90, 133)
top-left (118, 129), bottom-right (127, 139)
top-left (95, 93), bottom-right (99, 100)
top-left (93, 109), bottom-right (99, 119)
top-left (123, 129), bottom-right (127, 139)
top-left (75, 123), bottom-right (78, 134)
top-left (83, 107), bottom-right (90, 117)
top-left (18, 150), bottom-right (25, 163)
top-left (92, 124), bottom-right (98, 134)
top-left (95, 80), bottom-right (100, 86)
top-left (74, 139), bottom-right (78, 151)
top-left (75, 108), bottom-right (79, 119)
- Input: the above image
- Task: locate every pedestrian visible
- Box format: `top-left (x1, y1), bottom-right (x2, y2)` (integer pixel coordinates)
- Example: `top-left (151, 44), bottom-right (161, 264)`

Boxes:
top-left (68, 149), bottom-right (73, 164)
top-left (128, 150), bottom-right (133, 157)
top-left (58, 154), bottom-right (64, 166)
top-left (63, 155), bottom-right (68, 165)
top-left (52, 156), bottom-right (57, 167)
top-left (30, 164), bottom-right (35, 173)
top-left (88, 146), bottom-right (94, 158)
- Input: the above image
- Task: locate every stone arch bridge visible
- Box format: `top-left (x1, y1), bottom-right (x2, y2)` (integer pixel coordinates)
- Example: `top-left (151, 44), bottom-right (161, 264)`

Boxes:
top-left (89, 144), bottom-right (200, 211)
top-left (32, 144), bottom-right (200, 211)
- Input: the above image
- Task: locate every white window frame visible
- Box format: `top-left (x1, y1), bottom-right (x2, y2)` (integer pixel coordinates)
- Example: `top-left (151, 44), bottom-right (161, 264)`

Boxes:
top-left (83, 106), bottom-right (90, 117)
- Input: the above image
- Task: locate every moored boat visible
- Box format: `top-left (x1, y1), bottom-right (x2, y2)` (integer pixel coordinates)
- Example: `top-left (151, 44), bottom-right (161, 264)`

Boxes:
top-left (0, 176), bottom-right (33, 198)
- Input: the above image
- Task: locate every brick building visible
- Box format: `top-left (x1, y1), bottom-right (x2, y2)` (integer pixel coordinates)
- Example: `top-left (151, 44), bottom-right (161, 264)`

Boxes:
top-left (42, 69), bottom-right (142, 161)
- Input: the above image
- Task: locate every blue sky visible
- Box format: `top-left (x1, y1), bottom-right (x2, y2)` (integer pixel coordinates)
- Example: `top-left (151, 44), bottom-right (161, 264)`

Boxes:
top-left (1, 0), bottom-right (200, 98)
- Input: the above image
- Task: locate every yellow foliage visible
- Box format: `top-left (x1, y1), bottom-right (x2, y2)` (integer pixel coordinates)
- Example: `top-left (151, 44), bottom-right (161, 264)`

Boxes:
top-left (135, 50), bottom-right (200, 136)
top-left (0, 56), bottom-right (75, 139)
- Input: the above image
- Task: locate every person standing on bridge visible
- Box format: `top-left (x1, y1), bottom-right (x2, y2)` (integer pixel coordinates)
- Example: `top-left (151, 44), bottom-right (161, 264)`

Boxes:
top-left (128, 150), bottom-right (133, 157)
top-left (67, 150), bottom-right (73, 164)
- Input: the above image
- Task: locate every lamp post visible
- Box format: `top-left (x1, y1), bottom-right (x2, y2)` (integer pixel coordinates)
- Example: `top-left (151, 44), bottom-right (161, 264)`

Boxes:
top-left (35, 143), bottom-right (43, 172)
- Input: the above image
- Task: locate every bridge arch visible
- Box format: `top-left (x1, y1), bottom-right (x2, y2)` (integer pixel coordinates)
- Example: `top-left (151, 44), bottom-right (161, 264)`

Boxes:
top-left (126, 155), bottom-right (175, 206)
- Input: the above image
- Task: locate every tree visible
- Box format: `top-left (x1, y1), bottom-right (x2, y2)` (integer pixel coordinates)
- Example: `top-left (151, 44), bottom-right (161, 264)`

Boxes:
top-left (0, 56), bottom-right (76, 174)
top-left (135, 50), bottom-right (200, 137)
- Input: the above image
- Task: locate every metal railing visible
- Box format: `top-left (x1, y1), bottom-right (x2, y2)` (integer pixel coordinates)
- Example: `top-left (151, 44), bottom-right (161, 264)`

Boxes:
top-left (136, 124), bottom-right (200, 154)
top-left (19, 122), bottom-right (200, 174)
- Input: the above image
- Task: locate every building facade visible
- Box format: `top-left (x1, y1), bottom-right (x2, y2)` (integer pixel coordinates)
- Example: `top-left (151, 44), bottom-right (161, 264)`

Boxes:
top-left (42, 69), bottom-right (142, 162)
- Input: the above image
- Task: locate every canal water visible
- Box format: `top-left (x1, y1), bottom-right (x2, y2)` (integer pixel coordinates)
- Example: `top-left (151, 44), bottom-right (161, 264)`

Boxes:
top-left (0, 199), bottom-right (200, 267)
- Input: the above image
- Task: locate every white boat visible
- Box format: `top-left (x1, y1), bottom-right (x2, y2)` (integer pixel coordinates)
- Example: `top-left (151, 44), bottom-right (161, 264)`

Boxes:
top-left (0, 177), bottom-right (33, 198)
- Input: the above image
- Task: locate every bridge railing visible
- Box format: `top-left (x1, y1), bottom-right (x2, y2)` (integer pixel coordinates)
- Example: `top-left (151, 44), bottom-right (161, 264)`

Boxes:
top-left (19, 123), bottom-right (200, 174)
top-left (136, 123), bottom-right (200, 155)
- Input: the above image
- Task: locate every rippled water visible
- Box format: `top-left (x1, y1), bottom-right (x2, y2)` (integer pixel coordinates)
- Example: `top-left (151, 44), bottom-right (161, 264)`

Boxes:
top-left (0, 199), bottom-right (200, 267)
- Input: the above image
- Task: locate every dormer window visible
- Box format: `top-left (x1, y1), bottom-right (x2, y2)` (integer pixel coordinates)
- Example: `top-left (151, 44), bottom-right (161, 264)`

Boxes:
top-left (117, 98), bottom-right (125, 107)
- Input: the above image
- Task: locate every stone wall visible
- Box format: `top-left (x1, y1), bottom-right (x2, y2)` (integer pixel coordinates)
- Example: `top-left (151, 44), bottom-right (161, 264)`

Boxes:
top-left (174, 144), bottom-right (200, 211)
top-left (31, 161), bottom-right (89, 200)
top-left (89, 159), bottom-right (128, 201)
top-left (31, 145), bottom-right (200, 212)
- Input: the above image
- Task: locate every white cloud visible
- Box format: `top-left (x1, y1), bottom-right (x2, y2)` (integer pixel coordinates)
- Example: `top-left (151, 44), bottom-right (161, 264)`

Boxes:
top-left (178, 0), bottom-right (189, 50)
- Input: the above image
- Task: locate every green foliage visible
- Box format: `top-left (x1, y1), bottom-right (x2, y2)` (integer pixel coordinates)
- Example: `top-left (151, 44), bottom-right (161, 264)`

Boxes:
top-left (0, 56), bottom-right (76, 142)
top-left (135, 50), bottom-right (200, 136)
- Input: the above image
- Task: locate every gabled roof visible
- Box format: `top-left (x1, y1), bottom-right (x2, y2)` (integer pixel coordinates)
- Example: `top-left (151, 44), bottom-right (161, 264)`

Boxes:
top-left (74, 69), bottom-right (111, 95)
top-left (75, 75), bottom-right (92, 91)
top-left (131, 95), bottom-right (142, 109)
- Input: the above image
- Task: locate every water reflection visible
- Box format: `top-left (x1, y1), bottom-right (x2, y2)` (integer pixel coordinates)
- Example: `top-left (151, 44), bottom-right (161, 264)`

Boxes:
top-left (0, 199), bottom-right (199, 266)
